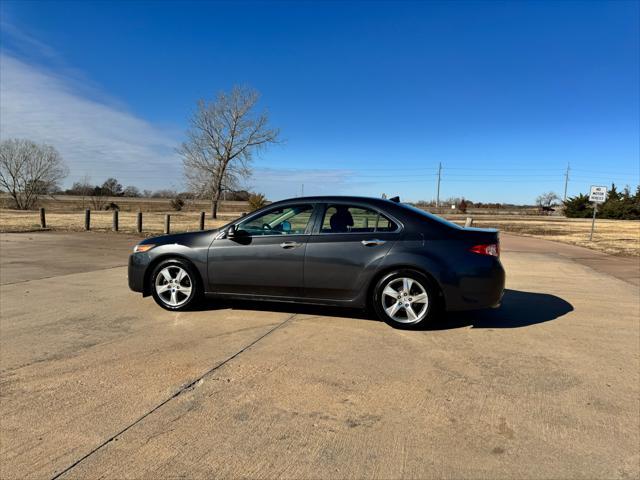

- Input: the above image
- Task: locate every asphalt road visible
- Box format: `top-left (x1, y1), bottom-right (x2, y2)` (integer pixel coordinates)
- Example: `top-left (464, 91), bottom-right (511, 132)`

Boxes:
top-left (1, 231), bottom-right (638, 479)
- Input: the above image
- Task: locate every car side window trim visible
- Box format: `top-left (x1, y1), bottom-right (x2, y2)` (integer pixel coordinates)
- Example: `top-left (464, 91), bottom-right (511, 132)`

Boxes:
top-left (306, 203), bottom-right (325, 235)
top-left (312, 202), bottom-right (403, 235)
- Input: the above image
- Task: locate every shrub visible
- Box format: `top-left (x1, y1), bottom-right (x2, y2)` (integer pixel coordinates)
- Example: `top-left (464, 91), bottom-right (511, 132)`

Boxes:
top-left (104, 202), bottom-right (120, 211)
top-left (248, 193), bottom-right (267, 211)
top-left (170, 197), bottom-right (185, 211)
top-left (564, 184), bottom-right (640, 220)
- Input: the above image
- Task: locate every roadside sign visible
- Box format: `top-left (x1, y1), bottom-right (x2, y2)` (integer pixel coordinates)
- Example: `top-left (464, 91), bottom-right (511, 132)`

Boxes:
top-left (589, 185), bottom-right (607, 203)
top-left (588, 185), bottom-right (607, 242)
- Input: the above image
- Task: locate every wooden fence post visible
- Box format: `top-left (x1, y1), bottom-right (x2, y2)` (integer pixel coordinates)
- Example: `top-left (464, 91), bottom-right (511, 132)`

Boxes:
top-left (199, 211), bottom-right (205, 231)
top-left (112, 210), bottom-right (119, 232)
top-left (137, 211), bottom-right (143, 233)
top-left (85, 209), bottom-right (91, 230)
top-left (39, 207), bottom-right (46, 229)
top-left (164, 214), bottom-right (171, 234)
top-left (464, 217), bottom-right (474, 228)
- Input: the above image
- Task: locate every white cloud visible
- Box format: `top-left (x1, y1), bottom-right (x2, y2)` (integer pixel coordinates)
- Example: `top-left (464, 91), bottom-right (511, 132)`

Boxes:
top-left (0, 52), bottom-right (182, 189)
top-left (0, 50), bottom-right (360, 199)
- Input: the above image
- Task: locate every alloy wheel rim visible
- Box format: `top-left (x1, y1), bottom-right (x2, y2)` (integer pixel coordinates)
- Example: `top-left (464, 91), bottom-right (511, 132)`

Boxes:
top-left (155, 266), bottom-right (193, 307)
top-left (381, 277), bottom-right (428, 324)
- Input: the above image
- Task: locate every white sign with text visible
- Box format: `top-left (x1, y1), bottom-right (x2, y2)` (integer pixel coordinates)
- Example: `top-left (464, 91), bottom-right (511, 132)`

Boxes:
top-left (589, 185), bottom-right (607, 203)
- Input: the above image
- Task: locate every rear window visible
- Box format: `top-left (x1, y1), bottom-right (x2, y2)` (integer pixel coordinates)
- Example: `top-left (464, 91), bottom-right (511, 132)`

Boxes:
top-left (399, 204), bottom-right (462, 229)
top-left (321, 205), bottom-right (397, 233)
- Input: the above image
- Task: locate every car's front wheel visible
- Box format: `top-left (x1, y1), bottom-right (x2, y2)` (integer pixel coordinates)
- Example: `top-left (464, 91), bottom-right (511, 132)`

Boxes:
top-left (372, 270), bottom-right (438, 328)
top-left (150, 259), bottom-right (200, 311)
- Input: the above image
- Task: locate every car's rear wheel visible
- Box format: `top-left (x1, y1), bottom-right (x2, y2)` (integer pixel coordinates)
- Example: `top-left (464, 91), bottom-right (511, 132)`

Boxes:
top-left (150, 259), bottom-right (200, 311)
top-left (372, 270), bottom-right (437, 328)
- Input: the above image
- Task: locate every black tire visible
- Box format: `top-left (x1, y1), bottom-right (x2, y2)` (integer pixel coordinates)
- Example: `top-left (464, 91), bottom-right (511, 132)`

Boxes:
top-left (150, 258), bottom-right (201, 311)
top-left (372, 269), bottom-right (439, 329)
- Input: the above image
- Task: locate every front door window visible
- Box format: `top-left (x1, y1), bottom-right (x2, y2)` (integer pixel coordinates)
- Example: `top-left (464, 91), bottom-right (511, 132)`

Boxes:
top-left (238, 204), bottom-right (314, 236)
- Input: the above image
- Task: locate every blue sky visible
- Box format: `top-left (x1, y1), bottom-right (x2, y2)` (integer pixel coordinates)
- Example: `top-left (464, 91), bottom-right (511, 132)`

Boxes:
top-left (1, 0), bottom-right (638, 203)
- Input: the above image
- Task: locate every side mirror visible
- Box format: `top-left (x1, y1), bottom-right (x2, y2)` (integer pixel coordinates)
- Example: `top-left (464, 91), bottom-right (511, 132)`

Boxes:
top-left (226, 225), bottom-right (237, 239)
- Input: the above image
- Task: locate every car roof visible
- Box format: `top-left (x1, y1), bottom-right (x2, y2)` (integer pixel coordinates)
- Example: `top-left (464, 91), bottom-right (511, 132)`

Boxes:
top-left (268, 195), bottom-right (396, 206)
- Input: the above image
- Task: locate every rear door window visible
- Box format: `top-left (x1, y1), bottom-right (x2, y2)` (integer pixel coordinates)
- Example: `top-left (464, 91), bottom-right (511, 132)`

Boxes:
top-left (320, 205), bottom-right (397, 233)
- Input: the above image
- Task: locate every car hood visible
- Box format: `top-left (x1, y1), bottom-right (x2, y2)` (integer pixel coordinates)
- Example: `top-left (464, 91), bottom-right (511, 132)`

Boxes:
top-left (139, 229), bottom-right (220, 248)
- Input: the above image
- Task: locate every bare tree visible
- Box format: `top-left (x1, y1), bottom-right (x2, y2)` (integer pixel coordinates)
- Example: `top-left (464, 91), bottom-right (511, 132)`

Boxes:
top-left (90, 186), bottom-right (107, 210)
top-left (69, 174), bottom-right (93, 209)
top-left (179, 86), bottom-right (280, 218)
top-left (0, 139), bottom-right (68, 210)
top-left (536, 191), bottom-right (560, 207)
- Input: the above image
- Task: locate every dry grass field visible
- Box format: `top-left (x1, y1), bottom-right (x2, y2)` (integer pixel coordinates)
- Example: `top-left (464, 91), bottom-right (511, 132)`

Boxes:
top-left (446, 214), bottom-right (640, 256)
top-left (0, 195), bottom-right (247, 236)
top-left (1, 202), bottom-right (638, 256)
top-left (0, 210), bottom-right (231, 236)
top-left (0, 194), bottom-right (249, 214)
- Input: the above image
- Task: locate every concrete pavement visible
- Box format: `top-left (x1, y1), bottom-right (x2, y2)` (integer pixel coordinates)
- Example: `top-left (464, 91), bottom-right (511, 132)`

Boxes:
top-left (0, 231), bottom-right (638, 479)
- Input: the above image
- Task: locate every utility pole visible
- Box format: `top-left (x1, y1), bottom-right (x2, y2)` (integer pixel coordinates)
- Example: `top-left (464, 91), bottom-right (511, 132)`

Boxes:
top-left (436, 163), bottom-right (442, 208)
top-left (563, 163), bottom-right (570, 202)
top-left (301, 183), bottom-right (304, 197)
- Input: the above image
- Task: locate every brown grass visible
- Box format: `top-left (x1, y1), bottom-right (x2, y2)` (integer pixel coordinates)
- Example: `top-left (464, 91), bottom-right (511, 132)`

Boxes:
top-left (0, 194), bottom-right (251, 213)
top-left (1, 207), bottom-right (638, 256)
top-left (446, 215), bottom-right (640, 256)
top-left (0, 210), bottom-right (230, 236)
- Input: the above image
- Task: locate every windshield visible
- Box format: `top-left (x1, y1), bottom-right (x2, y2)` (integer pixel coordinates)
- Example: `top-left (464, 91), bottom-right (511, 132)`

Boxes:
top-left (399, 203), bottom-right (463, 230)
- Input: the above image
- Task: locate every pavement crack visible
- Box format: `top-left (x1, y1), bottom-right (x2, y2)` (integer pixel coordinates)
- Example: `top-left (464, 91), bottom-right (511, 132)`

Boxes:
top-left (48, 313), bottom-right (297, 480)
top-left (1, 265), bottom-right (126, 286)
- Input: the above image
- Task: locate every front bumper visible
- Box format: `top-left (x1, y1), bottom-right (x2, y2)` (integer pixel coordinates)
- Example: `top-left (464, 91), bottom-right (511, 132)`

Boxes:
top-left (128, 253), bottom-right (150, 294)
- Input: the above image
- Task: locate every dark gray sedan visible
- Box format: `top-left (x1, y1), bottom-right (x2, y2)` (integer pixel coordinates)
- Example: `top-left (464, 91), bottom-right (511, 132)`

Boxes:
top-left (129, 196), bottom-right (505, 328)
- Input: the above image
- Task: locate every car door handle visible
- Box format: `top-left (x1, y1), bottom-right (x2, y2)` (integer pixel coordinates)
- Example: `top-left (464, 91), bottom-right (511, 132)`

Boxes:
top-left (280, 241), bottom-right (302, 249)
top-left (361, 239), bottom-right (386, 247)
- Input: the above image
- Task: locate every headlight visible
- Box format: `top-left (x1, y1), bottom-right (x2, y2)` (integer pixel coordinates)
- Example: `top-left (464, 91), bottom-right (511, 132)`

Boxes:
top-left (133, 244), bottom-right (155, 253)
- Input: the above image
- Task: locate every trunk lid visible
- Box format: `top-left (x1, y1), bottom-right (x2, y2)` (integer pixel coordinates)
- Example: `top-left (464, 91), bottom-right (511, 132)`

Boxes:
top-left (460, 226), bottom-right (499, 244)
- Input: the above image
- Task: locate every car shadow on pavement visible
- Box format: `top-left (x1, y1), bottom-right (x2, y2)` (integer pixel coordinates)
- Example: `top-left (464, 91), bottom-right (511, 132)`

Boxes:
top-left (197, 289), bottom-right (573, 330)
top-left (431, 289), bottom-right (574, 330)
top-left (198, 298), bottom-right (374, 321)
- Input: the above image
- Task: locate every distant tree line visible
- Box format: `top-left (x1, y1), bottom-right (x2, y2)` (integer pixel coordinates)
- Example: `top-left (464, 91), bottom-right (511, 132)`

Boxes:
top-left (564, 184), bottom-right (640, 220)
top-left (65, 180), bottom-right (253, 200)
top-left (62, 177), bottom-right (257, 211)
top-left (64, 178), bottom-right (187, 200)
top-left (412, 198), bottom-right (530, 213)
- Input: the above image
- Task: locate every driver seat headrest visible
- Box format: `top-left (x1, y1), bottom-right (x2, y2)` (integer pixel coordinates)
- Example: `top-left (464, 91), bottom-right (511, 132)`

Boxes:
top-left (329, 208), bottom-right (354, 232)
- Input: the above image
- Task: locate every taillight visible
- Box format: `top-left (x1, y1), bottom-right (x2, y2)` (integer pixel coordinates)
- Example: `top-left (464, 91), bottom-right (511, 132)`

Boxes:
top-left (469, 243), bottom-right (500, 257)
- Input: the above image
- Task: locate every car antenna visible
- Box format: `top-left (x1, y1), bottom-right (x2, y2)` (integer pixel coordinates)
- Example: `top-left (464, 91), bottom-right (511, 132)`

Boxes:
top-left (389, 196), bottom-right (400, 203)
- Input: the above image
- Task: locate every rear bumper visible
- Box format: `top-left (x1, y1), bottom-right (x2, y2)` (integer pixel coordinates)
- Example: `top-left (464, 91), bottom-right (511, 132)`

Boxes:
top-left (444, 259), bottom-right (505, 311)
top-left (128, 253), bottom-right (150, 294)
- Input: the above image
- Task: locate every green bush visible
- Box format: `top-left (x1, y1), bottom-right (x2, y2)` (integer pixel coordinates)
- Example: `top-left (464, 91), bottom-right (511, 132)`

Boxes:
top-left (563, 194), bottom-right (593, 218)
top-left (564, 184), bottom-right (640, 220)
